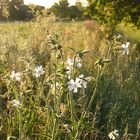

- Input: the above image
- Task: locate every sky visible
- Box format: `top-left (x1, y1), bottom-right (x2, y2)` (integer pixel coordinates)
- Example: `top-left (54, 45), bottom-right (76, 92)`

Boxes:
top-left (24, 0), bottom-right (87, 7)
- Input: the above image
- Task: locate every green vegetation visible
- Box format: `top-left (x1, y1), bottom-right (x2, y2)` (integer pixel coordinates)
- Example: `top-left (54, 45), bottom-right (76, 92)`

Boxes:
top-left (86, 0), bottom-right (140, 27)
top-left (0, 0), bottom-right (86, 21)
top-left (117, 24), bottom-right (140, 43)
top-left (0, 17), bottom-right (139, 139)
top-left (50, 0), bottom-right (85, 20)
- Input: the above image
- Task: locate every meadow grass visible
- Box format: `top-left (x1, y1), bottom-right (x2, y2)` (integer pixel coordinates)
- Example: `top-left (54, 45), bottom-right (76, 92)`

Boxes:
top-left (117, 24), bottom-right (140, 43)
top-left (0, 18), bottom-right (139, 140)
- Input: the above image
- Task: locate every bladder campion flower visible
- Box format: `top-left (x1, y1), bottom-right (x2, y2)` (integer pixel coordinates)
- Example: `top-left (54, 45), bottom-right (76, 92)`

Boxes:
top-left (67, 58), bottom-right (74, 66)
top-left (121, 42), bottom-right (130, 55)
top-left (67, 58), bottom-right (82, 68)
top-left (66, 58), bottom-right (82, 76)
top-left (34, 65), bottom-right (45, 78)
top-left (79, 74), bottom-right (88, 89)
top-left (63, 124), bottom-right (71, 132)
top-left (47, 35), bottom-right (52, 40)
top-left (12, 99), bottom-right (21, 108)
top-left (108, 130), bottom-right (119, 140)
top-left (68, 78), bottom-right (82, 93)
top-left (10, 71), bottom-right (21, 81)
top-left (117, 34), bottom-right (122, 39)
top-left (66, 66), bottom-right (73, 75)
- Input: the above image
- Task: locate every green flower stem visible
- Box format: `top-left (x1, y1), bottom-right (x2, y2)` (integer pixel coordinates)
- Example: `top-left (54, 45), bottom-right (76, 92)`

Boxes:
top-left (72, 54), bottom-right (77, 76)
top-left (18, 109), bottom-right (22, 140)
top-left (70, 91), bottom-right (74, 122)
top-left (70, 54), bottom-right (78, 122)
top-left (54, 76), bottom-right (57, 110)
top-left (12, 84), bottom-right (22, 140)
top-left (52, 65), bottom-right (58, 140)
top-left (75, 66), bottom-right (101, 139)
top-left (51, 118), bottom-right (57, 140)
top-left (75, 40), bottom-right (114, 139)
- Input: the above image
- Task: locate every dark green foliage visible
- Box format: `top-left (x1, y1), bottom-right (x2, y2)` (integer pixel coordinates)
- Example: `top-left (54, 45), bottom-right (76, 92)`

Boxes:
top-left (50, 1), bottom-right (69, 18)
top-left (86, 0), bottom-right (140, 27)
top-left (0, 2), bottom-right (45, 21)
top-left (50, 0), bottom-right (85, 19)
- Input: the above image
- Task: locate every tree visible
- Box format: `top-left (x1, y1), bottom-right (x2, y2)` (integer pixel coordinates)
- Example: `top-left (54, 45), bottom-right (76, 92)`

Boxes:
top-left (50, 0), bottom-right (86, 19)
top-left (86, 0), bottom-right (140, 28)
top-left (50, 0), bottom-right (69, 18)
top-left (2, 6), bottom-right (10, 22)
top-left (69, 6), bottom-right (83, 19)
top-left (59, 0), bottom-right (69, 8)
top-left (50, 2), bottom-right (61, 17)
top-left (27, 4), bottom-right (45, 20)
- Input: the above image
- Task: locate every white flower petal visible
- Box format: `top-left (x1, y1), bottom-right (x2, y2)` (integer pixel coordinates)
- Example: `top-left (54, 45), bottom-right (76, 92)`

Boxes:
top-left (10, 71), bottom-right (21, 81)
top-left (34, 65), bottom-right (45, 77)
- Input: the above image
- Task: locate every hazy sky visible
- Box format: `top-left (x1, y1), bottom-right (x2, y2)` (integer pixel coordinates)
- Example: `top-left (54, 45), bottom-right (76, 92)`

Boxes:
top-left (24, 0), bottom-right (87, 7)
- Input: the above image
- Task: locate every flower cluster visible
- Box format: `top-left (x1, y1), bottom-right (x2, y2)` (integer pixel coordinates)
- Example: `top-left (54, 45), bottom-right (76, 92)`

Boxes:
top-left (66, 58), bottom-right (82, 75)
top-left (10, 65), bottom-right (45, 82)
top-left (68, 74), bottom-right (87, 93)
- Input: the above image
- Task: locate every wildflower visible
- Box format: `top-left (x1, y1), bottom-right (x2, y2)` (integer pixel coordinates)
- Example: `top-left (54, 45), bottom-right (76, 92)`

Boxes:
top-left (76, 61), bottom-right (82, 68)
top-left (121, 42), bottom-right (130, 55)
top-left (67, 58), bottom-right (74, 66)
top-left (75, 58), bottom-right (82, 68)
top-left (108, 130), bottom-right (119, 140)
top-left (10, 71), bottom-right (21, 81)
top-left (47, 35), bottom-right (52, 40)
top-left (34, 65), bottom-right (45, 78)
top-left (12, 99), bottom-right (21, 108)
top-left (79, 74), bottom-right (84, 78)
top-left (67, 58), bottom-right (82, 68)
top-left (68, 78), bottom-right (82, 93)
top-left (66, 58), bottom-right (82, 76)
top-left (55, 44), bottom-right (59, 49)
top-left (63, 124), bottom-right (71, 132)
top-left (66, 66), bottom-right (73, 75)
top-left (117, 34), bottom-right (122, 39)
top-left (79, 74), bottom-right (88, 89)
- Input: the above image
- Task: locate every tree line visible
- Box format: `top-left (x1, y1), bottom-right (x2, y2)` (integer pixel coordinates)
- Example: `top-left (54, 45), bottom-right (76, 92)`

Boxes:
top-left (0, 0), bottom-right (139, 28)
top-left (0, 0), bottom-right (86, 21)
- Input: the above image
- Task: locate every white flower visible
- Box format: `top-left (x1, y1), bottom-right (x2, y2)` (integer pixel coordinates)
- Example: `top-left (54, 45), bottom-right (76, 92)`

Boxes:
top-left (79, 74), bottom-right (88, 89)
top-left (121, 42), bottom-right (130, 55)
top-left (55, 44), bottom-right (59, 49)
top-left (68, 78), bottom-right (82, 93)
top-left (12, 99), bottom-right (21, 108)
top-left (66, 58), bottom-right (82, 76)
top-left (47, 35), bottom-right (52, 40)
top-left (67, 58), bottom-right (82, 68)
top-left (77, 62), bottom-right (82, 68)
top-left (117, 34), bottom-right (122, 39)
top-left (67, 58), bottom-right (74, 66)
top-left (66, 66), bottom-right (73, 75)
top-left (10, 71), bottom-right (21, 81)
top-left (34, 65), bottom-right (45, 78)
top-left (76, 59), bottom-right (82, 68)
top-left (79, 74), bottom-right (84, 78)
top-left (108, 130), bottom-right (119, 140)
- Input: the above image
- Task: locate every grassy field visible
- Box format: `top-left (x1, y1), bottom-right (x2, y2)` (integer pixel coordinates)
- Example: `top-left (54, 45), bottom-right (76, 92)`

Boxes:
top-left (0, 18), bottom-right (140, 140)
top-left (117, 24), bottom-right (140, 43)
